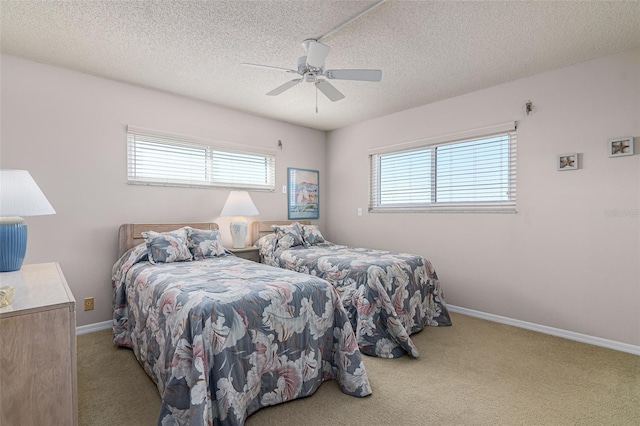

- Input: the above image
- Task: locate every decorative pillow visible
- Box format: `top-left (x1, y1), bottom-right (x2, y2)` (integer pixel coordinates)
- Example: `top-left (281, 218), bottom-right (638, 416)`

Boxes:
top-left (272, 222), bottom-right (304, 250)
top-left (142, 228), bottom-right (192, 264)
top-left (301, 224), bottom-right (326, 247)
top-left (255, 234), bottom-right (277, 253)
top-left (255, 234), bottom-right (277, 264)
top-left (186, 227), bottom-right (226, 260)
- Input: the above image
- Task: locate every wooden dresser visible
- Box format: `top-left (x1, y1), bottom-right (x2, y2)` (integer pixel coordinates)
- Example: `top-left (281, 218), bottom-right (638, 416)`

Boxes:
top-left (0, 262), bottom-right (77, 426)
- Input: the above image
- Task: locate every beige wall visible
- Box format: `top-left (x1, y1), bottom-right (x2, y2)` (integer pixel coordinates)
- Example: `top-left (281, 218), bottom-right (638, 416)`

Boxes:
top-left (0, 55), bottom-right (326, 326)
top-left (326, 49), bottom-right (640, 346)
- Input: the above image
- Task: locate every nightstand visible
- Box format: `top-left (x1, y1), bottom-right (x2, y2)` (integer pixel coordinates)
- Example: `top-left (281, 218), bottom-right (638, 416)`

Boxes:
top-left (0, 262), bottom-right (78, 426)
top-left (228, 246), bottom-right (260, 262)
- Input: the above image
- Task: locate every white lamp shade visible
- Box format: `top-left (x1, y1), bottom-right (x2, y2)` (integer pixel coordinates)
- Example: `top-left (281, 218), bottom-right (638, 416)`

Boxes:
top-left (220, 191), bottom-right (259, 217)
top-left (0, 170), bottom-right (56, 216)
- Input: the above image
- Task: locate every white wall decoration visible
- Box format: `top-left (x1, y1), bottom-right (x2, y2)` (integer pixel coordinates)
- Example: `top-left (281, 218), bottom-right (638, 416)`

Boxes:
top-left (608, 137), bottom-right (634, 157)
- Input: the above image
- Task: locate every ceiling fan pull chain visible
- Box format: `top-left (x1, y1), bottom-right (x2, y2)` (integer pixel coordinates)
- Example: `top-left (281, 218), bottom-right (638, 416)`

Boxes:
top-left (315, 83), bottom-right (319, 113)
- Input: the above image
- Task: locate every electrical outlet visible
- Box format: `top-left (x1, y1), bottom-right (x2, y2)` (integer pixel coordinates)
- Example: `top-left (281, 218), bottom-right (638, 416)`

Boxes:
top-left (84, 297), bottom-right (94, 311)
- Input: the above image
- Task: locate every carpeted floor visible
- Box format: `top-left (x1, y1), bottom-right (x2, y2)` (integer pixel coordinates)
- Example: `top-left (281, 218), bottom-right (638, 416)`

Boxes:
top-left (77, 313), bottom-right (640, 425)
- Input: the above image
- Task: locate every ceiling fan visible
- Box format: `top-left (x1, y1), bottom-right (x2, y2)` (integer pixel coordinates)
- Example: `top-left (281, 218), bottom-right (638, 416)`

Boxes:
top-left (242, 39), bottom-right (382, 103)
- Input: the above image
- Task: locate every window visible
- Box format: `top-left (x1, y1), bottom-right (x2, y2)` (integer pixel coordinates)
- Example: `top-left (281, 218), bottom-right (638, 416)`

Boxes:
top-left (370, 123), bottom-right (516, 213)
top-left (127, 126), bottom-right (275, 191)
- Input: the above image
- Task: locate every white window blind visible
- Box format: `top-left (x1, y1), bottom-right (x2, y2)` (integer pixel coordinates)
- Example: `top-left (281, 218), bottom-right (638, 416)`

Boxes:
top-left (378, 148), bottom-right (432, 205)
top-left (370, 126), bottom-right (516, 213)
top-left (127, 127), bottom-right (275, 191)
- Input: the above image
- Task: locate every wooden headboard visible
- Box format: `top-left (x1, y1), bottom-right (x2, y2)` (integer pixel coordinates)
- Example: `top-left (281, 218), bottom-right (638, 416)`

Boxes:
top-left (118, 222), bottom-right (219, 257)
top-left (250, 220), bottom-right (311, 244)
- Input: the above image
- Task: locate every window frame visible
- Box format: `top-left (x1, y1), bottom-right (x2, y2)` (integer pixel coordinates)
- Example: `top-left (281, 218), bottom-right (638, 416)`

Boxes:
top-left (127, 126), bottom-right (276, 192)
top-left (369, 122), bottom-right (517, 213)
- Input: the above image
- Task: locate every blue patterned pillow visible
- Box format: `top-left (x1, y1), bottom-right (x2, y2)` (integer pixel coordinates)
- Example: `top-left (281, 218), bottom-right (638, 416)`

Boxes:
top-left (186, 227), bottom-right (225, 260)
top-left (142, 228), bottom-right (192, 264)
top-left (255, 234), bottom-right (277, 253)
top-left (301, 224), bottom-right (326, 247)
top-left (272, 222), bottom-right (304, 250)
top-left (255, 234), bottom-right (277, 264)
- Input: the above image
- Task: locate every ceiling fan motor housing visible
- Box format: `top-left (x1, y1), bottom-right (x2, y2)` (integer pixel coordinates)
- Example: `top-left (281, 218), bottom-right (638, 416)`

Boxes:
top-left (297, 55), bottom-right (321, 82)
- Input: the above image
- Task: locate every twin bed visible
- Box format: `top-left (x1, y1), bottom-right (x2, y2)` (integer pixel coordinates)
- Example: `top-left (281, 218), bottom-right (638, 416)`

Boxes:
top-left (112, 221), bottom-right (450, 425)
top-left (252, 221), bottom-right (451, 358)
top-left (113, 223), bottom-right (371, 426)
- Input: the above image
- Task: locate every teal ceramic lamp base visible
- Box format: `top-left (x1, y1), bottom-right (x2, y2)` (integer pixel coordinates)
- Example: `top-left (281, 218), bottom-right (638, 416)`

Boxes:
top-left (0, 217), bottom-right (27, 272)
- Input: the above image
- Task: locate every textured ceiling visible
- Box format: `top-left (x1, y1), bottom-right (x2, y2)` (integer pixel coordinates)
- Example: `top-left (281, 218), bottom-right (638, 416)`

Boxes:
top-left (1, 1), bottom-right (639, 131)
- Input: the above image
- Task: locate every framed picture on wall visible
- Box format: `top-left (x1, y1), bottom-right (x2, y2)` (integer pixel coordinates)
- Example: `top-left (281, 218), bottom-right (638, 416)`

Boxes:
top-left (608, 137), bottom-right (633, 157)
top-left (288, 168), bottom-right (319, 219)
top-left (557, 153), bottom-right (578, 171)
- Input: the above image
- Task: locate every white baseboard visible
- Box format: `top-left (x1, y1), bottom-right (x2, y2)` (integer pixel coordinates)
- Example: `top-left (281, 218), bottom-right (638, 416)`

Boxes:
top-left (76, 307), bottom-right (640, 356)
top-left (447, 304), bottom-right (640, 356)
top-left (76, 320), bottom-right (111, 335)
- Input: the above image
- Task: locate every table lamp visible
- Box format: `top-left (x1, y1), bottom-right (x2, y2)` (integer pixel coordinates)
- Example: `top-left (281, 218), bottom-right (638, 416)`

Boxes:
top-left (220, 191), bottom-right (259, 248)
top-left (0, 170), bottom-right (56, 272)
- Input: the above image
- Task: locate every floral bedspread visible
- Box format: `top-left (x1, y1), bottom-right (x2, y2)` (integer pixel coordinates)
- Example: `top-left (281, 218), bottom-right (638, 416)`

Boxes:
top-left (112, 244), bottom-right (371, 426)
top-left (257, 237), bottom-right (451, 358)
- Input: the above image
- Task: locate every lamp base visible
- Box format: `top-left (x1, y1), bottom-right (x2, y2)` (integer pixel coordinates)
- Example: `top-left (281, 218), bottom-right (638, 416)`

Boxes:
top-left (230, 219), bottom-right (247, 249)
top-left (0, 217), bottom-right (27, 272)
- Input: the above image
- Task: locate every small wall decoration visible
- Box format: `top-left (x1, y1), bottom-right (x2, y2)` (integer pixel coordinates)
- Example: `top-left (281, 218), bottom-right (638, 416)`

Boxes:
top-left (288, 167), bottom-right (319, 219)
top-left (557, 153), bottom-right (578, 171)
top-left (608, 137), bottom-right (633, 157)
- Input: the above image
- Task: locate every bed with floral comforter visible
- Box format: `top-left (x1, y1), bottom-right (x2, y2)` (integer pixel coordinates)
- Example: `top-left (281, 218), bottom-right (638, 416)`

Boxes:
top-left (112, 243), bottom-right (371, 426)
top-left (256, 223), bottom-right (451, 359)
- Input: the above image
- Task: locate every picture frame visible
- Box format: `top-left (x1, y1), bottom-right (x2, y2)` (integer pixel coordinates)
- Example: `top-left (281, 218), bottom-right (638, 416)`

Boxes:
top-left (608, 137), bottom-right (633, 157)
top-left (557, 153), bottom-right (578, 171)
top-left (288, 168), bottom-right (319, 219)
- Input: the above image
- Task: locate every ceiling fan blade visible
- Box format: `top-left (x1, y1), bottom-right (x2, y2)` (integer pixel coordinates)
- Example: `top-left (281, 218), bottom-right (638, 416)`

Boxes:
top-left (306, 41), bottom-right (330, 68)
top-left (242, 63), bottom-right (297, 73)
top-left (325, 69), bottom-right (382, 82)
top-left (266, 79), bottom-right (302, 96)
top-left (316, 80), bottom-right (345, 102)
